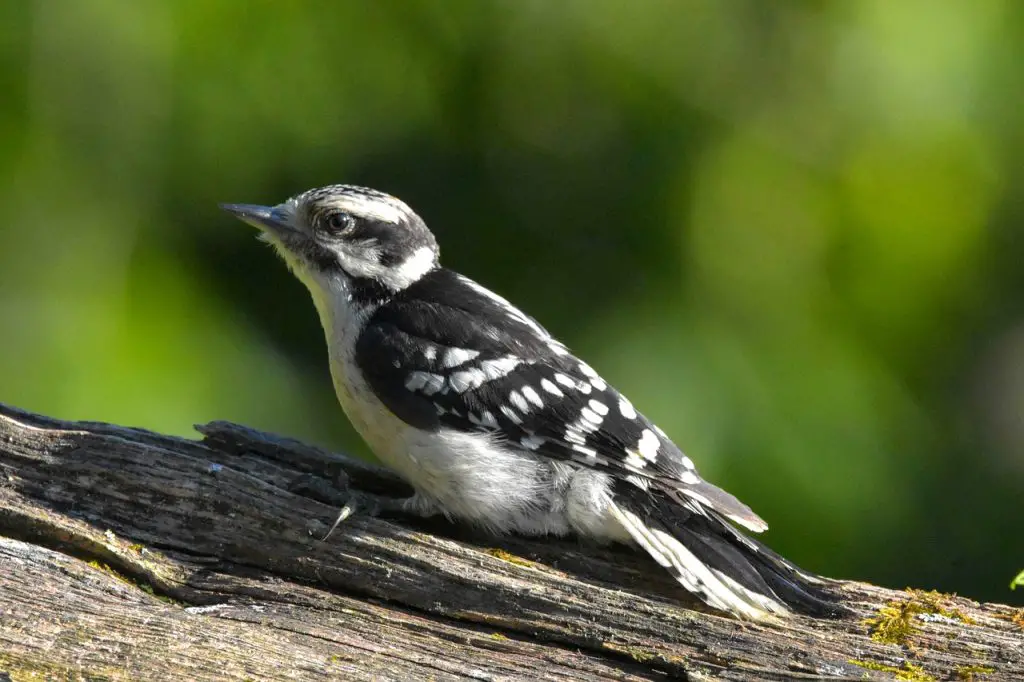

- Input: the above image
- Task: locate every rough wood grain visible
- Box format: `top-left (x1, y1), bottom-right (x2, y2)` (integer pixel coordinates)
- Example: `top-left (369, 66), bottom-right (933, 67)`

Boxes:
top-left (0, 402), bottom-right (1021, 681)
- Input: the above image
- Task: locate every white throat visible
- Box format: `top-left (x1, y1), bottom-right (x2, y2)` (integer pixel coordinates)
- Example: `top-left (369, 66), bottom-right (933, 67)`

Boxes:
top-left (304, 270), bottom-right (377, 356)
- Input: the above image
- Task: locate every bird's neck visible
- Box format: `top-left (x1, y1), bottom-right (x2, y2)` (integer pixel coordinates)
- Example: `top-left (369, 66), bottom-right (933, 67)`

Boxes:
top-left (305, 271), bottom-right (384, 362)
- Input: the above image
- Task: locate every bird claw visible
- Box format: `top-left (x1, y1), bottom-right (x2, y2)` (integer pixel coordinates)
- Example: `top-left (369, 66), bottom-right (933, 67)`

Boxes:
top-left (322, 501), bottom-right (354, 541)
top-left (320, 490), bottom-right (385, 541)
top-left (288, 472), bottom-right (429, 541)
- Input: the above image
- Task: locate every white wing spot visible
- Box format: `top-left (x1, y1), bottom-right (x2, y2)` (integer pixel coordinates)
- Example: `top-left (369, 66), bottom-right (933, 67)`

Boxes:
top-left (422, 345), bottom-right (438, 362)
top-left (574, 416), bottom-right (600, 433)
top-left (618, 397), bottom-right (637, 420)
top-left (577, 380), bottom-right (592, 395)
top-left (521, 386), bottom-right (544, 409)
top-left (447, 373), bottom-right (469, 393)
top-left (421, 373), bottom-right (445, 395)
top-left (680, 471), bottom-right (701, 485)
top-left (588, 399), bottom-right (609, 416)
top-left (564, 427), bottom-right (586, 445)
top-left (638, 429), bottom-right (660, 462)
top-left (554, 373), bottom-right (576, 390)
top-left (680, 455), bottom-right (696, 470)
top-left (540, 378), bottom-right (563, 397)
top-left (449, 368), bottom-right (486, 393)
top-left (442, 347), bottom-right (479, 368)
top-left (509, 390), bottom-right (529, 413)
top-left (590, 377), bottom-right (607, 391)
top-left (405, 372), bottom-right (429, 391)
top-left (500, 405), bottom-right (523, 425)
top-left (580, 407), bottom-right (603, 427)
top-left (579, 363), bottom-right (599, 380)
top-left (520, 434), bottom-right (545, 450)
top-left (571, 443), bottom-right (598, 459)
top-left (480, 356), bottom-right (521, 381)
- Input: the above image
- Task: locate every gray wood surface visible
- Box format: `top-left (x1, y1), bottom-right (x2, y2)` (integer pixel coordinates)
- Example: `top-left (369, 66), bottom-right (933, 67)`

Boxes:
top-left (1, 402), bottom-right (1020, 681)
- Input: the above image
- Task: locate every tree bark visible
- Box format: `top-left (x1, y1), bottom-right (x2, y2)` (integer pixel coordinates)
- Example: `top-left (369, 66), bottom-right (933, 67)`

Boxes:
top-left (0, 402), bottom-right (1020, 681)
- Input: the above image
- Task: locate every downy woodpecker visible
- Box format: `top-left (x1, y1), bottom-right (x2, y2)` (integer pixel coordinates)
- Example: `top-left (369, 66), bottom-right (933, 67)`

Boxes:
top-left (222, 185), bottom-right (839, 620)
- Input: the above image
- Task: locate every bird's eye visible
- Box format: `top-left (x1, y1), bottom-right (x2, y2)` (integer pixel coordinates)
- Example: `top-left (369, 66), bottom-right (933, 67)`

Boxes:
top-left (324, 212), bottom-right (355, 235)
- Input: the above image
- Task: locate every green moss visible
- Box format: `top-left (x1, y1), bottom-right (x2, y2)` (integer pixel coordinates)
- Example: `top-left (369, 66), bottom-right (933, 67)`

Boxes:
top-left (88, 560), bottom-right (134, 586)
top-left (87, 560), bottom-right (181, 605)
top-left (486, 548), bottom-right (537, 568)
top-left (1, 651), bottom-right (130, 680)
top-left (913, 590), bottom-right (976, 624)
top-left (489, 632), bottom-right (508, 641)
top-left (138, 581), bottom-right (182, 606)
top-left (602, 642), bottom-right (655, 663)
top-left (863, 589), bottom-right (974, 646)
top-left (999, 608), bottom-right (1024, 629)
top-left (848, 659), bottom-right (935, 681)
top-left (954, 664), bottom-right (995, 680)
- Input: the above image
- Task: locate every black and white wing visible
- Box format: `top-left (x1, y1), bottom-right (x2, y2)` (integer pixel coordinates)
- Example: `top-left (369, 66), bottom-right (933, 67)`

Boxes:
top-left (356, 267), bottom-right (767, 534)
top-left (358, 268), bottom-right (842, 618)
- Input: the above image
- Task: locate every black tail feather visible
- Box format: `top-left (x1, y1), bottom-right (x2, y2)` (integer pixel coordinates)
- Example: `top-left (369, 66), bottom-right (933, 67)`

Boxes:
top-left (615, 481), bottom-right (847, 618)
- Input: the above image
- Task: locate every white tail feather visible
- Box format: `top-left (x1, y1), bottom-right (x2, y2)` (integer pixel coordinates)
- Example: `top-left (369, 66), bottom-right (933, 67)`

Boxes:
top-left (609, 501), bottom-right (788, 620)
top-left (711, 569), bottom-right (791, 617)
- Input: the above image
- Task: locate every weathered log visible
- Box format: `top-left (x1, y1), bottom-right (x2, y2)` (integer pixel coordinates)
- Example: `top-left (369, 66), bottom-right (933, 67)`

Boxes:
top-left (0, 402), bottom-right (1020, 681)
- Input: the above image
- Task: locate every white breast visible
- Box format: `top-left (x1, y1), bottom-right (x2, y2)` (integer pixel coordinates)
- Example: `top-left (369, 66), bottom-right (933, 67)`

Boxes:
top-left (331, 339), bottom-right (573, 534)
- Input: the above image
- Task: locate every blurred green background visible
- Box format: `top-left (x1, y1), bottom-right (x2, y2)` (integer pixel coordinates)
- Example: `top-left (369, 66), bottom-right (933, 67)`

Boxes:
top-left (1, 1), bottom-right (1020, 604)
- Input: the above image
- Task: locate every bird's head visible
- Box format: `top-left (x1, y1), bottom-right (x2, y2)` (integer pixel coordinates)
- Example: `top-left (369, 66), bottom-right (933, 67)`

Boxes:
top-left (221, 185), bottom-right (439, 301)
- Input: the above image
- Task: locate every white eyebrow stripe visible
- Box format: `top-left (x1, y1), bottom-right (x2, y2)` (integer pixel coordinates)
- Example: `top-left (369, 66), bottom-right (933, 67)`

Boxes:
top-left (332, 194), bottom-right (409, 224)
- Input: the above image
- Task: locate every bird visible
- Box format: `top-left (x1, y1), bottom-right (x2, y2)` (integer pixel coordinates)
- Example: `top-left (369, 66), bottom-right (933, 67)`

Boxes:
top-left (221, 184), bottom-right (840, 620)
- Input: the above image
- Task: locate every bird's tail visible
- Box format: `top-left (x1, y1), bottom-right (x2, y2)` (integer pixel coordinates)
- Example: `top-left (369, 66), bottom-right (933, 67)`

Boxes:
top-left (609, 482), bottom-right (843, 620)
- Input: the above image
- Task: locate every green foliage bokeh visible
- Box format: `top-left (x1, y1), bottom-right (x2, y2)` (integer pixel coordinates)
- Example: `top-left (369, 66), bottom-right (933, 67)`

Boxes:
top-left (0, 1), bottom-right (1020, 603)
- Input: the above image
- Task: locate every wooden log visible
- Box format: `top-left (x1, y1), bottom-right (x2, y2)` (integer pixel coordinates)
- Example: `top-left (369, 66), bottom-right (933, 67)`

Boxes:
top-left (0, 402), bottom-right (1020, 681)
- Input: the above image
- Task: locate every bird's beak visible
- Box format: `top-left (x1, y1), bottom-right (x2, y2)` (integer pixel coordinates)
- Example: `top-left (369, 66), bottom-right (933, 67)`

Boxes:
top-left (219, 203), bottom-right (292, 236)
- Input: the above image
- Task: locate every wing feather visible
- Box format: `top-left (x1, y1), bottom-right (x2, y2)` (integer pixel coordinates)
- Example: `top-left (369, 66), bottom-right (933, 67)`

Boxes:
top-left (358, 268), bottom-right (768, 533)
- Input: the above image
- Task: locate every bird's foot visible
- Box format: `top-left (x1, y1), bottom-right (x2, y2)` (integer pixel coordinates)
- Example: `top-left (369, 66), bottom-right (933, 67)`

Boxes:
top-left (288, 472), bottom-right (437, 541)
top-left (321, 490), bottom-right (439, 540)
